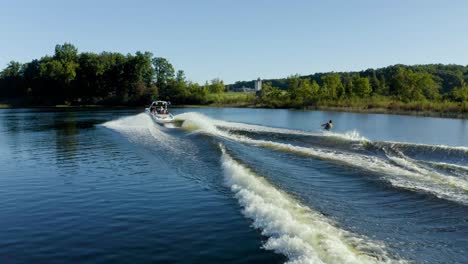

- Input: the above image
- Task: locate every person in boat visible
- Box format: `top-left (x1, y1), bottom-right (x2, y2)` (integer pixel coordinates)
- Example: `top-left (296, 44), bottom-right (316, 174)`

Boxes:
top-left (321, 120), bottom-right (333, 131)
top-left (150, 105), bottom-right (156, 114)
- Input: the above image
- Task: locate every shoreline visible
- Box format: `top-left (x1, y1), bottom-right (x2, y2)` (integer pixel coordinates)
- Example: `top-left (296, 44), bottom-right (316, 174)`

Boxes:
top-left (177, 103), bottom-right (468, 119)
top-left (313, 106), bottom-right (468, 119)
top-left (1, 102), bottom-right (466, 119)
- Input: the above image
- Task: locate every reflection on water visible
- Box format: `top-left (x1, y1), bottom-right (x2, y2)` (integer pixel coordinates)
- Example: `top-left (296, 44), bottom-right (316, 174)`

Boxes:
top-left (54, 112), bottom-right (78, 171)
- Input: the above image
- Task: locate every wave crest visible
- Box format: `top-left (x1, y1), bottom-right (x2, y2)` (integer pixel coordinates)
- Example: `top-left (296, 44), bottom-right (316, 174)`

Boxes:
top-left (221, 144), bottom-right (406, 264)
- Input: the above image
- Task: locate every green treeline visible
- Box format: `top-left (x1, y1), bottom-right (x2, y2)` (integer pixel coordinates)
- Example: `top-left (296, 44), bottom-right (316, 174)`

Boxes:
top-left (0, 43), bottom-right (224, 106)
top-left (232, 65), bottom-right (468, 112)
top-left (1, 43), bottom-right (467, 115)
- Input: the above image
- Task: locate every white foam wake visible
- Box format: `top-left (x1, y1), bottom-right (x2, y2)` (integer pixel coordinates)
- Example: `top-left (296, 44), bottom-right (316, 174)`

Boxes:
top-left (216, 120), bottom-right (319, 136)
top-left (382, 148), bottom-right (468, 189)
top-left (177, 112), bottom-right (468, 155)
top-left (220, 145), bottom-right (406, 264)
top-left (176, 112), bottom-right (468, 204)
top-left (323, 129), bottom-right (369, 142)
top-left (176, 112), bottom-right (371, 145)
top-left (386, 141), bottom-right (468, 153)
top-left (419, 160), bottom-right (468, 180)
top-left (101, 113), bottom-right (179, 152)
top-left (244, 138), bottom-right (468, 204)
top-left (213, 118), bottom-right (370, 142)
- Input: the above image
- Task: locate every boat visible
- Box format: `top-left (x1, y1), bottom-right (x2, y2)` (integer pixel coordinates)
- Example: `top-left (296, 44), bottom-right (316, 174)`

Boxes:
top-left (145, 101), bottom-right (174, 124)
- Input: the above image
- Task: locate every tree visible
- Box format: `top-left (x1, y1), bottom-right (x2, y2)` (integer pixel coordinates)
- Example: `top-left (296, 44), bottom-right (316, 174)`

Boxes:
top-left (321, 74), bottom-right (344, 99)
top-left (298, 79), bottom-right (316, 106)
top-left (260, 82), bottom-right (289, 107)
top-left (38, 56), bottom-right (77, 98)
top-left (135, 51), bottom-right (155, 86)
top-left (186, 82), bottom-right (208, 104)
top-left (390, 67), bottom-right (418, 101)
top-left (2, 42), bottom-right (468, 109)
top-left (124, 52), bottom-right (156, 104)
top-left (0, 61), bottom-right (22, 78)
top-left (0, 61), bottom-right (23, 97)
top-left (167, 78), bottom-right (188, 104)
top-left (451, 85), bottom-right (468, 102)
top-left (377, 75), bottom-right (389, 95)
top-left (415, 72), bottom-right (440, 100)
top-left (389, 67), bottom-right (440, 101)
top-left (286, 75), bottom-right (301, 102)
top-left (342, 74), bottom-right (355, 97)
top-left (152, 57), bottom-right (174, 88)
top-left (287, 76), bottom-right (317, 107)
top-left (30, 43), bottom-right (80, 101)
top-left (310, 80), bottom-right (320, 99)
top-left (209, 78), bottom-right (224, 93)
top-left (21, 59), bottom-right (41, 96)
top-left (76, 52), bottom-right (106, 99)
top-left (354, 77), bottom-right (372, 97)
top-left (54, 43), bottom-right (78, 62)
top-left (176, 70), bottom-right (186, 84)
top-left (370, 71), bottom-right (382, 95)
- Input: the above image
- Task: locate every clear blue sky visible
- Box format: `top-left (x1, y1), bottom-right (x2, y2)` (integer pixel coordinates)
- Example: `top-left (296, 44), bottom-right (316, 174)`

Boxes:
top-left (1, 0), bottom-right (467, 84)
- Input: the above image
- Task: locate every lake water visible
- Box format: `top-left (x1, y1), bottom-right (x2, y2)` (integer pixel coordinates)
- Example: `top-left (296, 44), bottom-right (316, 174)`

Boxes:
top-left (0, 108), bottom-right (467, 264)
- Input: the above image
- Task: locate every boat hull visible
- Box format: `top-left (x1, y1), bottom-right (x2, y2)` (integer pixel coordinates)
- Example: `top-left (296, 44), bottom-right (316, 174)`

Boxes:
top-left (145, 109), bottom-right (174, 124)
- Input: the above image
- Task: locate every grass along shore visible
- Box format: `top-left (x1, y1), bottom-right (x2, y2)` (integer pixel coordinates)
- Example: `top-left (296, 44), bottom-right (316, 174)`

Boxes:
top-left (203, 93), bottom-right (468, 119)
top-left (311, 97), bottom-right (468, 119)
top-left (1, 93), bottom-right (467, 119)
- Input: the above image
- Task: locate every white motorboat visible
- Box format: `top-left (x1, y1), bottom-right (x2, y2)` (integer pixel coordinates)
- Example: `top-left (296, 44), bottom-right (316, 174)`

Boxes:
top-left (145, 101), bottom-right (174, 124)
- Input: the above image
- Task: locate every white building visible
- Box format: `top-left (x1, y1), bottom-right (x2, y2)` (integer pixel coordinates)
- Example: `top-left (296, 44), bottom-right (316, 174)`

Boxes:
top-left (254, 78), bottom-right (262, 91)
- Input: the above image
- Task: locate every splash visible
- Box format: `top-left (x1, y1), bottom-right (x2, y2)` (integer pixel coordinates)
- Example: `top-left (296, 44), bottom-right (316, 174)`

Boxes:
top-left (220, 145), bottom-right (407, 264)
top-left (323, 129), bottom-right (369, 142)
top-left (176, 112), bottom-right (220, 135)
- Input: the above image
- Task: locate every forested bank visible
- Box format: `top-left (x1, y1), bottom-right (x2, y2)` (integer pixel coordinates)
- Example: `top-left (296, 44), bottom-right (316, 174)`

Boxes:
top-left (234, 64), bottom-right (467, 116)
top-left (233, 64), bottom-right (468, 111)
top-left (1, 43), bottom-right (467, 116)
top-left (252, 71), bottom-right (467, 116)
top-left (0, 43), bottom-right (223, 106)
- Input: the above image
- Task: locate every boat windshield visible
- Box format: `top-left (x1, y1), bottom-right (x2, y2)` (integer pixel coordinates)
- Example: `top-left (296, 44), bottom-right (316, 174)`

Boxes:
top-left (149, 101), bottom-right (169, 114)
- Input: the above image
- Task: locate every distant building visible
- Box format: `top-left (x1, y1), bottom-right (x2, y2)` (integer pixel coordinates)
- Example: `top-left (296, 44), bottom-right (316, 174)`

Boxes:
top-left (254, 78), bottom-right (262, 91)
top-left (228, 78), bottom-right (262, 93)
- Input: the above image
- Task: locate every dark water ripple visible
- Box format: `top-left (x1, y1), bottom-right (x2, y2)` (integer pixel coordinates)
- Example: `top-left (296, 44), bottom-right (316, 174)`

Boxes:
top-left (0, 109), bottom-right (284, 264)
top-left (0, 108), bottom-right (467, 264)
top-left (222, 140), bottom-right (468, 263)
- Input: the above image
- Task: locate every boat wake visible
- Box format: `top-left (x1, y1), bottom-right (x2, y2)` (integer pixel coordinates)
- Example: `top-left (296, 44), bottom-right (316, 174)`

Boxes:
top-left (101, 113), bottom-right (181, 154)
top-left (101, 112), bottom-right (466, 263)
top-left (175, 112), bottom-right (468, 205)
top-left (220, 144), bottom-right (407, 264)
